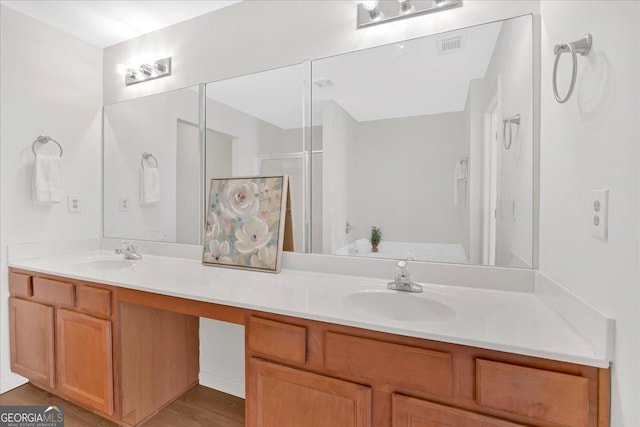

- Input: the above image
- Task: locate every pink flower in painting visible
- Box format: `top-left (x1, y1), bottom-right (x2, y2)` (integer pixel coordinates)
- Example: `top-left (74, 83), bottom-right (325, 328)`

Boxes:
top-left (235, 216), bottom-right (272, 254)
top-left (251, 246), bottom-right (277, 269)
top-left (220, 181), bottom-right (259, 219)
top-left (205, 212), bottom-right (220, 239)
top-left (260, 182), bottom-right (276, 199)
top-left (208, 240), bottom-right (232, 264)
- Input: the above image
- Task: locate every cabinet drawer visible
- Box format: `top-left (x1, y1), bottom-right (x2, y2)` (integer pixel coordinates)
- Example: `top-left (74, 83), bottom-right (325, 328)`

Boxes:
top-left (9, 272), bottom-right (32, 297)
top-left (76, 285), bottom-right (111, 317)
top-left (476, 359), bottom-right (589, 427)
top-left (392, 394), bottom-right (526, 427)
top-left (32, 277), bottom-right (74, 307)
top-left (325, 332), bottom-right (453, 397)
top-left (248, 317), bottom-right (307, 364)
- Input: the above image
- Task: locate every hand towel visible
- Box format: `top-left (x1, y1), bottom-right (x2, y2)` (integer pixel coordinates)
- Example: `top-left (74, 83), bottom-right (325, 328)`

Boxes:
top-left (32, 154), bottom-right (63, 204)
top-left (141, 167), bottom-right (161, 204)
top-left (453, 159), bottom-right (468, 206)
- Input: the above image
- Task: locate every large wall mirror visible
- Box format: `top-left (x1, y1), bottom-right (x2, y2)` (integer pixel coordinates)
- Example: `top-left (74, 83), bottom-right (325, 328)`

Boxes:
top-left (103, 14), bottom-right (534, 268)
top-left (312, 15), bottom-right (534, 268)
top-left (103, 86), bottom-right (202, 243)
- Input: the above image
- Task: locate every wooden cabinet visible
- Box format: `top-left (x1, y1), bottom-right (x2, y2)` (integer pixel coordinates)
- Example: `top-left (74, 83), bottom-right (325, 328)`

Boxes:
top-left (392, 394), bottom-right (526, 427)
top-left (246, 314), bottom-right (609, 427)
top-left (8, 268), bottom-right (199, 427)
top-left (9, 268), bottom-right (610, 427)
top-left (8, 297), bottom-right (55, 388)
top-left (56, 309), bottom-right (114, 415)
top-left (248, 358), bottom-right (371, 427)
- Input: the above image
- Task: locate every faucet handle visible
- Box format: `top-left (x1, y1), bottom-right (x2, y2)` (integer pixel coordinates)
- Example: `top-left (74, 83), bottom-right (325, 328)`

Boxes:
top-left (396, 260), bottom-right (410, 283)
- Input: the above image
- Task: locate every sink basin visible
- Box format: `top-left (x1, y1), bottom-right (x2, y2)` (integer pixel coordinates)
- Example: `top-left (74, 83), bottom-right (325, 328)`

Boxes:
top-left (342, 291), bottom-right (456, 322)
top-left (73, 259), bottom-right (137, 271)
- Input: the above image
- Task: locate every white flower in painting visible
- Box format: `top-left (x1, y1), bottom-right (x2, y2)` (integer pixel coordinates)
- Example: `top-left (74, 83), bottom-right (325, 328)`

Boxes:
top-left (220, 181), bottom-right (259, 219)
top-left (205, 212), bottom-right (220, 239)
top-left (251, 246), bottom-right (277, 269)
top-left (235, 216), bottom-right (273, 254)
top-left (208, 240), bottom-right (232, 264)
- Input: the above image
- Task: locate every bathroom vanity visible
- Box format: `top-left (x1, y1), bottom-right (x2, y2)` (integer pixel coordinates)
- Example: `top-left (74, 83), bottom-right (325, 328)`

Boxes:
top-left (7, 251), bottom-right (610, 427)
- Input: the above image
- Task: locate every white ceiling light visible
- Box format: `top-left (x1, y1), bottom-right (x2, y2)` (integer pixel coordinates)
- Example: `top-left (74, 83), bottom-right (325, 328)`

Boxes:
top-left (360, 0), bottom-right (383, 22)
top-left (357, 0), bottom-right (463, 29)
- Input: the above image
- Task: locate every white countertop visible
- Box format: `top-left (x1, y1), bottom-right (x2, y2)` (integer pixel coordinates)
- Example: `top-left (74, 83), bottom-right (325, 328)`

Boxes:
top-left (9, 250), bottom-right (608, 368)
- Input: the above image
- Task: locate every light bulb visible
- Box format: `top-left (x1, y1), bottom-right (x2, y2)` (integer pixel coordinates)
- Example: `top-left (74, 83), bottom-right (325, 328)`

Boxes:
top-left (361, 0), bottom-right (378, 11)
top-left (398, 0), bottom-right (415, 14)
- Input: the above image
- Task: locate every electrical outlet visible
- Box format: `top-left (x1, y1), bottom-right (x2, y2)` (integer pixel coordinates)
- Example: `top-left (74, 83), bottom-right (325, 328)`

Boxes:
top-left (590, 189), bottom-right (608, 240)
top-left (119, 196), bottom-right (130, 212)
top-left (67, 195), bottom-right (81, 213)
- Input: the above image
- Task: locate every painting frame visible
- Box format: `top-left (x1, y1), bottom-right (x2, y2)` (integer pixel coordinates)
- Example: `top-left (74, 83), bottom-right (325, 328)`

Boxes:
top-left (202, 175), bottom-right (289, 273)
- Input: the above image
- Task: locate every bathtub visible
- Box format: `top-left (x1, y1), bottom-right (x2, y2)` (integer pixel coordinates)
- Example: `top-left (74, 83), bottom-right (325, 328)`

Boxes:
top-left (335, 239), bottom-right (469, 264)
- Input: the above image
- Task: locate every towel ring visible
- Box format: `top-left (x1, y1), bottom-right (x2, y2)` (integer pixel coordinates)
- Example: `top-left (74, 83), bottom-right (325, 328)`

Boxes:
top-left (553, 33), bottom-right (592, 104)
top-left (140, 152), bottom-right (158, 168)
top-left (502, 114), bottom-right (521, 150)
top-left (31, 135), bottom-right (63, 157)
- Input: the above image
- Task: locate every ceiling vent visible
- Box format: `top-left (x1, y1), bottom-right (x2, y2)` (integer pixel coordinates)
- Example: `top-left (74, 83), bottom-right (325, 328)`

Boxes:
top-left (437, 33), bottom-right (465, 54)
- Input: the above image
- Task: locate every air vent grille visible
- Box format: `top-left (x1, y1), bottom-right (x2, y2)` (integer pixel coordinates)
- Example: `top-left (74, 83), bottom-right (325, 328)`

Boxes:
top-left (442, 37), bottom-right (461, 51)
top-left (437, 33), bottom-right (465, 54)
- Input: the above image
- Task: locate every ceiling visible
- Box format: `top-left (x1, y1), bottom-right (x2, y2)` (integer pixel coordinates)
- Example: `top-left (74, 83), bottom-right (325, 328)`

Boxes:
top-left (0, 1), bottom-right (241, 48)
top-left (206, 21), bottom-right (503, 129)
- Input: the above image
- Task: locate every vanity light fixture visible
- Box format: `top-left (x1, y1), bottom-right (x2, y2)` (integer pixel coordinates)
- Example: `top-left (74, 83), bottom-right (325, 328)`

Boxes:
top-left (122, 57), bottom-right (172, 86)
top-left (398, 0), bottom-right (415, 15)
top-left (357, 0), bottom-right (462, 29)
top-left (361, 0), bottom-right (383, 22)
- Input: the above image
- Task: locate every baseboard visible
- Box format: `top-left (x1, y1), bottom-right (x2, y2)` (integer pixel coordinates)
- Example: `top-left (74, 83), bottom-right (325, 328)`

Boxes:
top-left (199, 372), bottom-right (245, 399)
top-left (1, 373), bottom-right (27, 394)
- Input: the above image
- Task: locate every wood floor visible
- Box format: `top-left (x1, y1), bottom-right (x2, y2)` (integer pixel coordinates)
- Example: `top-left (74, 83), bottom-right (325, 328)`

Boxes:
top-left (0, 383), bottom-right (245, 427)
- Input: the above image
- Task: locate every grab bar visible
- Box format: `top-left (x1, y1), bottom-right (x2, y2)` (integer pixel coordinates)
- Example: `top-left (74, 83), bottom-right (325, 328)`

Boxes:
top-left (140, 152), bottom-right (158, 168)
top-left (502, 114), bottom-right (520, 150)
top-left (553, 33), bottom-right (592, 104)
top-left (32, 135), bottom-right (63, 157)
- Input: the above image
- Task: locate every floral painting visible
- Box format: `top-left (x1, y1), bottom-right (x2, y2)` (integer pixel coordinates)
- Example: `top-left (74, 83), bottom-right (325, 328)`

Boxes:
top-left (202, 176), bottom-right (287, 272)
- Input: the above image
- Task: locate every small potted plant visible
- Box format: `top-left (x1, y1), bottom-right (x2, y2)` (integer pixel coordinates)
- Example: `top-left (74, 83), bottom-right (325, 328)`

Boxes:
top-left (370, 226), bottom-right (382, 253)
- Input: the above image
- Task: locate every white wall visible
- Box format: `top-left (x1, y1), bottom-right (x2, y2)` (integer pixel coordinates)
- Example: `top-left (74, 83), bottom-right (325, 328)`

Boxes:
top-left (349, 113), bottom-right (468, 247)
top-left (539, 2), bottom-right (639, 426)
top-left (102, 0), bottom-right (542, 402)
top-left (466, 78), bottom-right (486, 264)
top-left (0, 5), bottom-right (103, 392)
top-left (103, 88), bottom-right (200, 243)
top-left (471, 16), bottom-right (534, 268)
top-left (103, 1), bottom-right (539, 104)
top-left (322, 101), bottom-right (356, 253)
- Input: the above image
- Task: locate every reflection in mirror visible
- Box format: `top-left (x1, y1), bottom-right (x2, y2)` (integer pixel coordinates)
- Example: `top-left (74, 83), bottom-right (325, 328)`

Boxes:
top-left (103, 86), bottom-right (201, 243)
top-left (205, 64), bottom-right (306, 251)
top-left (311, 15), bottom-right (533, 268)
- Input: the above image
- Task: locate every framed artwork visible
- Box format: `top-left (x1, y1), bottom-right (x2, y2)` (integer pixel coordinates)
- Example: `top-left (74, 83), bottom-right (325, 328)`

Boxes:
top-left (202, 175), bottom-right (289, 273)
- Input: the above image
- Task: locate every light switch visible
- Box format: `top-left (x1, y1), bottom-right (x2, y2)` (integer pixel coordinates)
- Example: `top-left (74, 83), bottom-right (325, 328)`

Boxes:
top-left (67, 195), bottom-right (81, 213)
top-left (590, 189), bottom-right (608, 240)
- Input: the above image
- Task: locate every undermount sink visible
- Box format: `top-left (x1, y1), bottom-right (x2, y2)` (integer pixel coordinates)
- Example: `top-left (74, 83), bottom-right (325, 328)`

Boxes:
top-left (342, 290), bottom-right (456, 322)
top-left (73, 259), bottom-right (138, 271)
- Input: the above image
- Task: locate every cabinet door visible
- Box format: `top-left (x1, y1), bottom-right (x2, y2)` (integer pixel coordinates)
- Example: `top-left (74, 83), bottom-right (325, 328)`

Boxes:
top-left (392, 394), bottom-right (526, 427)
top-left (56, 309), bottom-right (114, 416)
top-left (248, 358), bottom-right (371, 427)
top-left (9, 298), bottom-right (55, 387)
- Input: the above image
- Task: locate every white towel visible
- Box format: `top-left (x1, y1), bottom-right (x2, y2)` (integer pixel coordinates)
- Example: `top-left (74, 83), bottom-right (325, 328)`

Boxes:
top-left (140, 167), bottom-right (161, 204)
top-left (453, 159), bottom-right (467, 206)
top-left (32, 154), bottom-right (63, 204)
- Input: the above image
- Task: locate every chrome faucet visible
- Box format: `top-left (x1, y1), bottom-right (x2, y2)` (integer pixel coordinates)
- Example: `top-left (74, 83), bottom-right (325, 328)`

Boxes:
top-left (387, 260), bottom-right (423, 293)
top-left (115, 240), bottom-right (142, 260)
